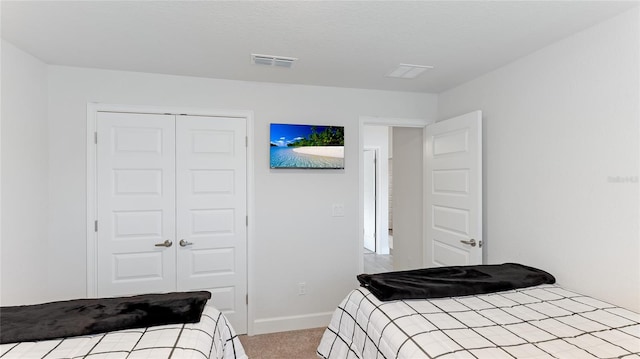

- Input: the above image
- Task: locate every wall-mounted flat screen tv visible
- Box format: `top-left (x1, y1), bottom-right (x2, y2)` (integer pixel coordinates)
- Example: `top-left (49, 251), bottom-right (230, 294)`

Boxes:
top-left (270, 123), bottom-right (345, 169)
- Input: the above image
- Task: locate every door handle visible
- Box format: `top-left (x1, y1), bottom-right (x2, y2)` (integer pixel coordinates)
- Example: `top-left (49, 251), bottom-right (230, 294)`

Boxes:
top-left (179, 239), bottom-right (193, 247)
top-left (460, 238), bottom-right (477, 247)
top-left (154, 240), bottom-right (173, 247)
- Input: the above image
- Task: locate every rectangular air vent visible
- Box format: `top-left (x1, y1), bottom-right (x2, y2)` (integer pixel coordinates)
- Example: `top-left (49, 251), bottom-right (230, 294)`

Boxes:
top-left (386, 63), bottom-right (434, 79)
top-left (251, 54), bottom-right (297, 69)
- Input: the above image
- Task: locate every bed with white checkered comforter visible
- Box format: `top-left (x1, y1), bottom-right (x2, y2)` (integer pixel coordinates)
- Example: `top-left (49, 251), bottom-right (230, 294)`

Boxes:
top-left (0, 305), bottom-right (247, 359)
top-left (317, 284), bottom-right (640, 358)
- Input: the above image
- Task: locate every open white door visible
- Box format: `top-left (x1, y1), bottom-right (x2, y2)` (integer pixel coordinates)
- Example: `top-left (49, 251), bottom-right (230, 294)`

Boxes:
top-left (363, 149), bottom-right (377, 252)
top-left (424, 111), bottom-right (482, 266)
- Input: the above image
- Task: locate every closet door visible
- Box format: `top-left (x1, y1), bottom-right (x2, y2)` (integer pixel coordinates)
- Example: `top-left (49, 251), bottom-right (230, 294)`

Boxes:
top-left (176, 115), bottom-right (247, 333)
top-left (96, 112), bottom-right (176, 297)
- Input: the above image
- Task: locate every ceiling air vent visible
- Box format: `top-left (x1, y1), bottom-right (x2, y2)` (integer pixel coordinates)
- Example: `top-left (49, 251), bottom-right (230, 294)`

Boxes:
top-left (386, 63), bottom-right (434, 79)
top-left (251, 54), bottom-right (298, 69)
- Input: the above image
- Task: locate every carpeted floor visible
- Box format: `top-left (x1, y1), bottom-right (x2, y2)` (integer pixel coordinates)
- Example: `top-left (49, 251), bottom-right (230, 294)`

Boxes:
top-left (238, 327), bottom-right (326, 359)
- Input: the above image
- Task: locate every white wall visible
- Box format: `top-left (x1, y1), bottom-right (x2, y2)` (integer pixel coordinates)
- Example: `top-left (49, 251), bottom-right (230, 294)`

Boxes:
top-left (42, 65), bottom-right (437, 332)
top-left (438, 8), bottom-right (640, 311)
top-left (0, 40), bottom-right (49, 305)
top-left (363, 125), bottom-right (390, 254)
top-left (391, 127), bottom-right (424, 270)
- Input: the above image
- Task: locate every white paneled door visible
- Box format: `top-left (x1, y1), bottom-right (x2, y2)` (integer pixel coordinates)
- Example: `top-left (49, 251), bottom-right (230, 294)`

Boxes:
top-left (96, 112), bottom-right (177, 296)
top-left (425, 111), bottom-right (482, 267)
top-left (96, 112), bottom-right (247, 333)
top-left (175, 115), bottom-right (247, 333)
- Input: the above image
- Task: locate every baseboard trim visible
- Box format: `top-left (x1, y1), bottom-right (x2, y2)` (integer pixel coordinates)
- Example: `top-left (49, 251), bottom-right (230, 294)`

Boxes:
top-left (251, 311), bottom-right (333, 335)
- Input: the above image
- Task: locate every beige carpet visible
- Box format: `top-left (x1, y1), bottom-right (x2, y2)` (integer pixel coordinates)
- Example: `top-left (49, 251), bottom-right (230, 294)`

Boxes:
top-left (238, 327), bottom-right (326, 359)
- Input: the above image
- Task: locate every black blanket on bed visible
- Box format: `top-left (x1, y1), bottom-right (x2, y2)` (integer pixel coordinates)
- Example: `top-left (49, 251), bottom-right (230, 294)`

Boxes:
top-left (357, 263), bottom-right (555, 301)
top-left (0, 291), bottom-right (211, 344)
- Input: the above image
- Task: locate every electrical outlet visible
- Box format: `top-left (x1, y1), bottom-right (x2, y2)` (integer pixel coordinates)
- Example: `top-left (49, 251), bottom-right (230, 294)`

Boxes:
top-left (298, 282), bottom-right (306, 295)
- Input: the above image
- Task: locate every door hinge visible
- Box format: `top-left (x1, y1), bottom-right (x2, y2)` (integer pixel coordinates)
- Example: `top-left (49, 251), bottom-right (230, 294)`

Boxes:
top-left (246, 294), bottom-right (248, 305)
top-left (94, 132), bottom-right (98, 144)
top-left (94, 220), bottom-right (98, 232)
top-left (246, 216), bottom-right (248, 226)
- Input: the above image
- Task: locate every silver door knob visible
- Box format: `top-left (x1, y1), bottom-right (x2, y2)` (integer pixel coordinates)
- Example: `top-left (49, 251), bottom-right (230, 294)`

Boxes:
top-left (460, 238), bottom-right (477, 247)
top-left (154, 239), bottom-right (173, 247)
top-left (179, 239), bottom-right (193, 247)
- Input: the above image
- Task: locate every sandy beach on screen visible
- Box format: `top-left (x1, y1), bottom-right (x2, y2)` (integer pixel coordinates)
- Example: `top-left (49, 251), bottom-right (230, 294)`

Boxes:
top-left (292, 146), bottom-right (344, 158)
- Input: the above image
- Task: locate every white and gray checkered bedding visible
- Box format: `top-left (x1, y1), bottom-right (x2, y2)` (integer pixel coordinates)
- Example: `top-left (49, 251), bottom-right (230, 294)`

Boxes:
top-left (317, 284), bottom-right (640, 358)
top-left (0, 305), bottom-right (247, 359)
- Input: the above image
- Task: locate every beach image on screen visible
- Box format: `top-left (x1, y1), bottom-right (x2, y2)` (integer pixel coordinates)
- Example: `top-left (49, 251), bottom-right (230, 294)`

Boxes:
top-left (270, 124), bottom-right (345, 168)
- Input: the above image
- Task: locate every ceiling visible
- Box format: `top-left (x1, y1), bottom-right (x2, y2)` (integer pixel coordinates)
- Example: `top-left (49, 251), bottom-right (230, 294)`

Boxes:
top-left (2, 1), bottom-right (637, 93)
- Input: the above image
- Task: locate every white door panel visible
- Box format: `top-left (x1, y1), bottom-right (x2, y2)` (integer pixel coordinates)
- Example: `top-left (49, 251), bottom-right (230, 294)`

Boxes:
top-left (425, 111), bottom-right (482, 267)
top-left (176, 115), bottom-right (247, 333)
top-left (96, 112), bottom-right (176, 296)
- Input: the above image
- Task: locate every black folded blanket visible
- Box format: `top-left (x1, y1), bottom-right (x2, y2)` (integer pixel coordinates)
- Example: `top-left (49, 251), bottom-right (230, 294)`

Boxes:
top-left (357, 263), bottom-right (555, 301)
top-left (0, 291), bottom-right (211, 344)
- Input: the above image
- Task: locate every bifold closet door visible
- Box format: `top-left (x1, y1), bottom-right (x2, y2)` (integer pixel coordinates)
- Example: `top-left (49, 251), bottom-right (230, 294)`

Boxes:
top-left (96, 112), bottom-right (177, 297)
top-left (175, 115), bottom-right (247, 333)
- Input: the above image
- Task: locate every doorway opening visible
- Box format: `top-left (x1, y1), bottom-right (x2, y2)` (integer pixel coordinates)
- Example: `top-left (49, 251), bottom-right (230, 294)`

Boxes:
top-left (359, 112), bottom-right (483, 276)
top-left (360, 118), bottom-right (430, 274)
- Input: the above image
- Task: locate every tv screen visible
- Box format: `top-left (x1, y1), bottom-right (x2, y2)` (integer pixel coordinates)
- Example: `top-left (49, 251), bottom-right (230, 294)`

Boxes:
top-left (270, 123), bottom-right (344, 169)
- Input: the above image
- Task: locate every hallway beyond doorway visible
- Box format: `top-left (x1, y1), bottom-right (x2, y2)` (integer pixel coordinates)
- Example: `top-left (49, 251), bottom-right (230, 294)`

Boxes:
top-left (363, 248), bottom-right (393, 274)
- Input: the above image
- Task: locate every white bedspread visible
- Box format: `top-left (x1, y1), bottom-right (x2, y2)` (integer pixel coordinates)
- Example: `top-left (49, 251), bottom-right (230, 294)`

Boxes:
top-left (0, 305), bottom-right (247, 359)
top-left (317, 284), bottom-right (640, 358)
